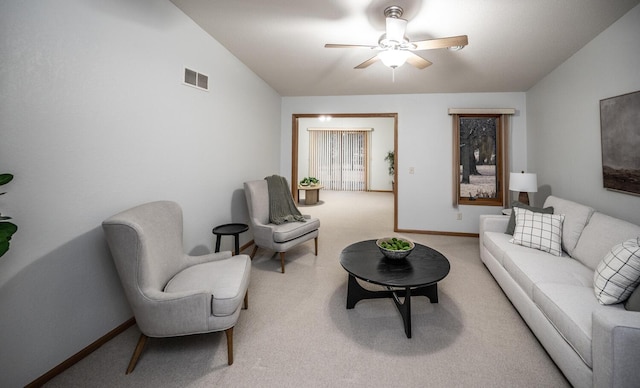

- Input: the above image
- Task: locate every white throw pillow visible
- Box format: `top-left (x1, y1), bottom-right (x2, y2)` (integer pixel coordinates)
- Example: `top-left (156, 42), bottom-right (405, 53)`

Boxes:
top-left (510, 207), bottom-right (565, 256)
top-left (594, 237), bottom-right (640, 305)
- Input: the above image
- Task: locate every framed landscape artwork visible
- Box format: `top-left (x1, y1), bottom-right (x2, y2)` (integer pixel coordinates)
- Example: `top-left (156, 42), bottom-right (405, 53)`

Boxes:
top-left (600, 90), bottom-right (640, 196)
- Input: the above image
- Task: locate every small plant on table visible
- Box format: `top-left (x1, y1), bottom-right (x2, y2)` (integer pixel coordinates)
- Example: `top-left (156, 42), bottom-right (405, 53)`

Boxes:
top-left (300, 177), bottom-right (319, 186)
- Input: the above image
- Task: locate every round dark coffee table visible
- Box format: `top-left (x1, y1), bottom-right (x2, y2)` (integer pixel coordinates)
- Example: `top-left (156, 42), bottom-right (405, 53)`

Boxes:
top-left (340, 239), bottom-right (450, 338)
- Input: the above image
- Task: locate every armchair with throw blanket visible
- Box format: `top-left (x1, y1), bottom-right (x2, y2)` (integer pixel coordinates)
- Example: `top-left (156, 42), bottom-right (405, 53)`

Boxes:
top-left (244, 176), bottom-right (320, 273)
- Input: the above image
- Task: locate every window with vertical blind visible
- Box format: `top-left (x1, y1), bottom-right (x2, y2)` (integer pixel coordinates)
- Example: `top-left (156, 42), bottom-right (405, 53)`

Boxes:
top-left (308, 128), bottom-right (370, 191)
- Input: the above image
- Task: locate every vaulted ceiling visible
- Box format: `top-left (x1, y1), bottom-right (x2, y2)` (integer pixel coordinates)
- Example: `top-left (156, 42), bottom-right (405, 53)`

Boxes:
top-left (171, 0), bottom-right (639, 96)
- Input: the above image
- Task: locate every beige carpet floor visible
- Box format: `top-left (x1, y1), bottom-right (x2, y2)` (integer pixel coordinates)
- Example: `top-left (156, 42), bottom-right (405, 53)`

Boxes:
top-left (46, 190), bottom-right (570, 387)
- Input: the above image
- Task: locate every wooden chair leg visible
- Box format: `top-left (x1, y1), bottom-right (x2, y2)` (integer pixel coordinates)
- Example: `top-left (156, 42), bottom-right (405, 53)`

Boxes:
top-left (314, 237), bottom-right (318, 255)
top-left (126, 333), bottom-right (148, 374)
top-left (225, 327), bottom-right (234, 365)
top-left (250, 245), bottom-right (258, 259)
top-left (243, 291), bottom-right (248, 309)
top-left (279, 252), bottom-right (286, 273)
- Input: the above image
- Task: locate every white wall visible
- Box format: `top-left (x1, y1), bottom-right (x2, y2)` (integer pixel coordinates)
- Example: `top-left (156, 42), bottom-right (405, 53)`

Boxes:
top-left (527, 4), bottom-right (640, 225)
top-left (296, 117), bottom-right (395, 191)
top-left (282, 93), bottom-right (528, 234)
top-left (0, 1), bottom-right (281, 386)
top-left (4, 2), bottom-right (635, 385)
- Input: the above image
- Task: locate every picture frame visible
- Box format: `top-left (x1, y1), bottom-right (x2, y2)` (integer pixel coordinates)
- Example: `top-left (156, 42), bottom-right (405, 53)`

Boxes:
top-left (599, 90), bottom-right (640, 196)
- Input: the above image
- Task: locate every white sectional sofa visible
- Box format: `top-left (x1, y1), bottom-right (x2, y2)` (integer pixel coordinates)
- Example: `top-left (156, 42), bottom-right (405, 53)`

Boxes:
top-left (479, 196), bottom-right (640, 388)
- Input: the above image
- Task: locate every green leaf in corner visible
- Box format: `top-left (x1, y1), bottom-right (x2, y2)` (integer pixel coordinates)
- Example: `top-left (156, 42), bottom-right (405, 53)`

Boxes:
top-left (0, 222), bottom-right (18, 258)
top-left (0, 174), bottom-right (13, 186)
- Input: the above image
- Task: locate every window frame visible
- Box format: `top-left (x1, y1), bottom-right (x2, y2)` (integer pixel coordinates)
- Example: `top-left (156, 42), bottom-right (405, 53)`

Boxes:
top-left (450, 109), bottom-right (514, 207)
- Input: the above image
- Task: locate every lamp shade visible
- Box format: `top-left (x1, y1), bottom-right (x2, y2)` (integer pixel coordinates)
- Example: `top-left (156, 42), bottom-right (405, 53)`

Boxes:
top-left (509, 172), bottom-right (538, 192)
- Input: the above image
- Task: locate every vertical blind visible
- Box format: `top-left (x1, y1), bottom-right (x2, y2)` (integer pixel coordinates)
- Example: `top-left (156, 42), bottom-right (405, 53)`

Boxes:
top-left (308, 129), bottom-right (369, 191)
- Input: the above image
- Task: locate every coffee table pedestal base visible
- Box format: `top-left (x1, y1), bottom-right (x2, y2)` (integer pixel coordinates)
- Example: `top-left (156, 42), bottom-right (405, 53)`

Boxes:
top-left (346, 274), bottom-right (438, 338)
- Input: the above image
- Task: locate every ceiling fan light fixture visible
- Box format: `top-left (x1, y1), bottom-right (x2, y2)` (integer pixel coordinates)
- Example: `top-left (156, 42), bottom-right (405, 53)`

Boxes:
top-left (379, 49), bottom-right (409, 69)
top-left (324, 5), bottom-right (469, 71)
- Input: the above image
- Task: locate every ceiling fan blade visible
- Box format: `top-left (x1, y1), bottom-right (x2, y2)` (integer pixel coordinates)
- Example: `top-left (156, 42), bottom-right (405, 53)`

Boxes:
top-left (354, 55), bottom-right (380, 69)
top-left (325, 43), bottom-right (377, 49)
top-left (406, 53), bottom-right (432, 69)
top-left (386, 17), bottom-right (407, 43)
top-left (412, 35), bottom-right (468, 51)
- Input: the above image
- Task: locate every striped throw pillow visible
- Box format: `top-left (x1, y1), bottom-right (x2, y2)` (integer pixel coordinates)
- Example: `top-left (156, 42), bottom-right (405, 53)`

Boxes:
top-left (594, 237), bottom-right (640, 305)
top-left (510, 207), bottom-right (565, 256)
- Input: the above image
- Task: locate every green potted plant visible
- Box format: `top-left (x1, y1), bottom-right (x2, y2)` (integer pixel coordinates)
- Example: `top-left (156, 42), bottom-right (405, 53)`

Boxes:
top-left (0, 173), bottom-right (17, 258)
top-left (384, 151), bottom-right (395, 183)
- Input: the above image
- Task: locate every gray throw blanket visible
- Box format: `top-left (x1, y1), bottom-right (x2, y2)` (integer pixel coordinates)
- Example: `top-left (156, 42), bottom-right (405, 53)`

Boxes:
top-left (265, 175), bottom-right (306, 225)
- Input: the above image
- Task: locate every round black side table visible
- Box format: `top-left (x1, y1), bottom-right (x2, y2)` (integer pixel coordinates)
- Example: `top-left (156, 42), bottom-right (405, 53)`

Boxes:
top-left (212, 223), bottom-right (249, 255)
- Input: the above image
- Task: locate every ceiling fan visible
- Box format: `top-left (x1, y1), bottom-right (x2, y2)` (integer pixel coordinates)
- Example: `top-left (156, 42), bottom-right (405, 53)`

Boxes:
top-left (325, 5), bottom-right (468, 70)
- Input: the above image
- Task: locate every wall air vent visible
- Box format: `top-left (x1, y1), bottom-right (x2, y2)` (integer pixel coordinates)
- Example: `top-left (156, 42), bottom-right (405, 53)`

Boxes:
top-left (183, 67), bottom-right (208, 91)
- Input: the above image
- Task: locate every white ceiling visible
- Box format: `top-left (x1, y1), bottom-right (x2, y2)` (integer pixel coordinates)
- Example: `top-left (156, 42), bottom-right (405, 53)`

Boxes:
top-left (170, 0), bottom-right (639, 96)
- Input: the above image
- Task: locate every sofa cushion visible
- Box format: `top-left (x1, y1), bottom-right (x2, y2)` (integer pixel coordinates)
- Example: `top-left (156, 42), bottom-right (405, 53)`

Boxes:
top-left (165, 255), bottom-right (251, 317)
top-left (505, 201), bottom-right (554, 235)
top-left (594, 237), bottom-right (640, 305)
top-left (485, 231), bottom-right (558, 268)
top-left (533, 283), bottom-right (625, 368)
top-left (272, 217), bottom-right (320, 243)
top-left (625, 286), bottom-right (640, 311)
top-left (510, 207), bottom-right (564, 256)
top-left (544, 195), bottom-right (594, 256)
top-left (483, 231), bottom-right (506, 264)
top-left (572, 212), bottom-right (640, 271)
top-left (543, 196), bottom-right (594, 256)
top-left (503, 251), bottom-right (592, 298)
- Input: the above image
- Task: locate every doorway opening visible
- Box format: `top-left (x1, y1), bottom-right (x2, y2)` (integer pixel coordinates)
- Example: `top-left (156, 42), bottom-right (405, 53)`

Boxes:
top-left (291, 113), bottom-right (398, 230)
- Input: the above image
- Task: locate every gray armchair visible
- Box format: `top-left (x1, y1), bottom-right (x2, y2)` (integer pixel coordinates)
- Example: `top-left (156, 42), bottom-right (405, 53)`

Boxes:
top-left (244, 179), bottom-right (320, 273)
top-left (102, 201), bottom-right (251, 373)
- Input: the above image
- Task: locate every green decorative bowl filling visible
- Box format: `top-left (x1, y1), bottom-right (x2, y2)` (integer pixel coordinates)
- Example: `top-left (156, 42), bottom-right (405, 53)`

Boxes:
top-left (376, 237), bottom-right (415, 259)
top-left (300, 177), bottom-right (319, 187)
